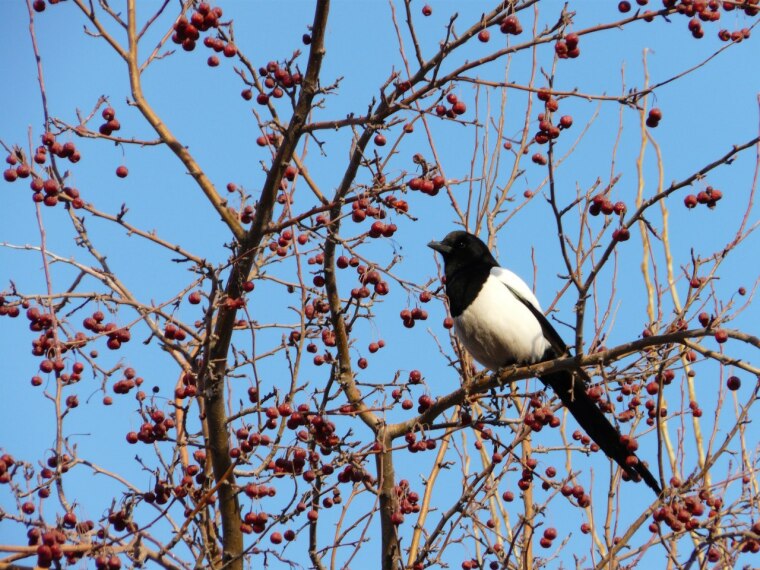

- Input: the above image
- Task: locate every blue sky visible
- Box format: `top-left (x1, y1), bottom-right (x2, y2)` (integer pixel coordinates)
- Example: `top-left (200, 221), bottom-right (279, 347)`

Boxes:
top-left (1, 1), bottom-right (758, 568)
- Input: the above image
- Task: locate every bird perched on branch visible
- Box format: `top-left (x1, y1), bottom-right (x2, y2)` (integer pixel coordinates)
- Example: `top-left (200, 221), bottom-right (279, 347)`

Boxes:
top-left (428, 230), bottom-right (661, 495)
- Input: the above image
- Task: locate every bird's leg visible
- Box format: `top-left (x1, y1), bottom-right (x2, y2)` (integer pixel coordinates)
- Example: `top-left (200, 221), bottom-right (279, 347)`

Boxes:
top-left (496, 360), bottom-right (520, 387)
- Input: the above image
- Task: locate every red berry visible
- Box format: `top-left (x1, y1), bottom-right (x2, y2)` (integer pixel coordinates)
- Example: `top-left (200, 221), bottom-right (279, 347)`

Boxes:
top-left (374, 133), bottom-right (387, 146)
top-left (422, 4), bottom-right (432, 16)
top-left (612, 227), bottom-right (630, 242)
top-left (478, 30), bottom-right (490, 42)
top-left (115, 165), bottom-right (128, 178)
top-left (727, 376), bottom-right (740, 391)
top-left (619, 1), bottom-right (631, 12)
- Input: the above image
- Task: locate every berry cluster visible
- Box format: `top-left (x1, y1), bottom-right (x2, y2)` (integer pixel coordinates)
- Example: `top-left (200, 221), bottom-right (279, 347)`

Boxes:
top-left (554, 31), bottom-right (581, 59)
top-left (142, 478), bottom-right (177, 507)
top-left (516, 456), bottom-right (539, 491)
top-left (619, 0), bottom-right (755, 42)
top-left (266, 227), bottom-right (307, 257)
top-left (98, 107), bottom-right (121, 137)
top-left (392, 479), bottom-right (421, 526)
top-left (650, 491), bottom-right (713, 534)
top-left (500, 14), bottom-right (524, 35)
top-left (404, 428), bottom-right (437, 451)
top-left (31, 0), bottom-right (62, 12)
top-left (337, 463), bottom-right (371, 484)
top-left (4, 134), bottom-right (85, 208)
top-left (368, 220), bottom-right (398, 238)
top-left (530, 89), bottom-right (574, 165)
top-left (434, 93), bottom-right (467, 118)
top-left (171, 3), bottom-right (223, 52)
top-left (0, 296), bottom-right (19, 318)
top-left (589, 195), bottom-right (627, 217)
top-left (202, 35), bottom-right (236, 68)
top-left (243, 481), bottom-right (276, 500)
top-left (241, 511), bottom-right (272, 535)
top-left (174, 371), bottom-right (198, 399)
top-left (247, 61), bottom-right (303, 104)
top-left (399, 306), bottom-right (428, 329)
top-left (82, 310), bottom-right (132, 350)
top-left (522, 396), bottom-right (561, 432)
top-left (539, 526), bottom-right (559, 549)
top-left (408, 173), bottom-right (445, 196)
top-left (683, 186), bottom-right (722, 209)
top-left (356, 265), bottom-right (390, 296)
top-left (611, 226), bottom-right (631, 242)
top-left (28, 526), bottom-right (89, 568)
top-left (383, 194), bottom-right (409, 214)
top-left (112, 367), bottom-right (144, 395)
top-left (351, 193), bottom-right (390, 223)
top-left (255, 132), bottom-right (280, 148)
top-left (559, 482), bottom-right (592, 508)
top-left (646, 107), bottom-right (663, 128)
top-left (125, 408), bottom-right (175, 444)
top-left (0, 453), bottom-right (14, 485)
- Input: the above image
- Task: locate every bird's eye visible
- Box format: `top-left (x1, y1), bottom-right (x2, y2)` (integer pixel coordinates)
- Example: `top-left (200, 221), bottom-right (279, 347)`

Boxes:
top-left (455, 240), bottom-right (466, 248)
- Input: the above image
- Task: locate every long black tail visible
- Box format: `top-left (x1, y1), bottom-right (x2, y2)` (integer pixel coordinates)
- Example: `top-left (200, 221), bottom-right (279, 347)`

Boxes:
top-left (540, 370), bottom-right (662, 495)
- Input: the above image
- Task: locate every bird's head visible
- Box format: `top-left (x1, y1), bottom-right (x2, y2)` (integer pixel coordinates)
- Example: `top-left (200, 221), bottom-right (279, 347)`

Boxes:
top-left (428, 231), bottom-right (498, 279)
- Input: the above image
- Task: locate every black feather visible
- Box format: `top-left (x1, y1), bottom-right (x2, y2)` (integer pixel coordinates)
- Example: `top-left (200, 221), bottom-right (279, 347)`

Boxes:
top-left (540, 369), bottom-right (662, 494)
top-left (429, 230), bottom-right (662, 496)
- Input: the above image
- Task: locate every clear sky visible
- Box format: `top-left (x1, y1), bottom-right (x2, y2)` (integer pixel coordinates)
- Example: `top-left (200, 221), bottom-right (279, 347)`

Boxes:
top-left (1, 1), bottom-right (758, 568)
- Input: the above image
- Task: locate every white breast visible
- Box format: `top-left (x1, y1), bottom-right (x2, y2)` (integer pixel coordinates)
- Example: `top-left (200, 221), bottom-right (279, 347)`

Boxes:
top-left (453, 267), bottom-right (550, 370)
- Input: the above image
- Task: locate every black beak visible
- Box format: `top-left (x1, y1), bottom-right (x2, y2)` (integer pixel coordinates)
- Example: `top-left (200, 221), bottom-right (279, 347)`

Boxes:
top-left (427, 240), bottom-right (451, 255)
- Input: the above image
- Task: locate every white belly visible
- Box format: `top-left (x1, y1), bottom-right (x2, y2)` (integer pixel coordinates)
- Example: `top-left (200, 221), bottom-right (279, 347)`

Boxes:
top-left (453, 273), bottom-right (550, 370)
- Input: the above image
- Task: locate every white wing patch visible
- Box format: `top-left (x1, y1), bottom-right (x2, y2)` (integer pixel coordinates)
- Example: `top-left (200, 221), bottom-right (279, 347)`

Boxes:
top-left (491, 267), bottom-right (543, 311)
top-left (454, 267), bottom-right (549, 370)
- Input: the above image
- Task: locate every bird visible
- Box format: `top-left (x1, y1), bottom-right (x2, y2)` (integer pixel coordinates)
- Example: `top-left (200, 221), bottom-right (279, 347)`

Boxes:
top-left (428, 230), bottom-right (661, 495)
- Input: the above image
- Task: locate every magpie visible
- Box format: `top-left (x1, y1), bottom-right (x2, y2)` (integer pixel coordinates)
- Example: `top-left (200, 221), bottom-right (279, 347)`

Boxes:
top-left (428, 230), bottom-right (661, 494)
